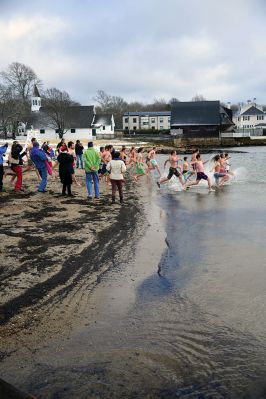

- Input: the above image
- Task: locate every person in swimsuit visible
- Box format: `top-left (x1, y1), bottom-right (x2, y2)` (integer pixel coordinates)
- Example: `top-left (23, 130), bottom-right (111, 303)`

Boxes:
top-left (210, 154), bottom-right (230, 186)
top-left (157, 150), bottom-right (184, 188)
top-left (186, 153), bottom-right (214, 192)
top-left (129, 147), bottom-right (136, 167)
top-left (224, 153), bottom-right (234, 176)
top-left (134, 148), bottom-right (146, 181)
top-left (120, 146), bottom-right (128, 164)
top-left (191, 148), bottom-right (199, 171)
top-left (182, 156), bottom-right (194, 182)
top-left (147, 147), bottom-right (161, 176)
top-left (102, 145), bottom-right (112, 181)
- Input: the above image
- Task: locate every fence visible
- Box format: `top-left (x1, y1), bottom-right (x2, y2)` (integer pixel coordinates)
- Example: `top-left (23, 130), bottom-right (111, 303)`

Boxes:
top-left (221, 128), bottom-right (263, 138)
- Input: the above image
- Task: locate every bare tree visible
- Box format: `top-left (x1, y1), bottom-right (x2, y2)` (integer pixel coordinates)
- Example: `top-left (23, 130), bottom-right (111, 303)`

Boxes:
top-left (191, 94), bottom-right (206, 102)
top-left (94, 90), bottom-right (128, 129)
top-left (169, 97), bottom-right (180, 105)
top-left (0, 84), bottom-right (30, 139)
top-left (41, 88), bottom-right (78, 138)
top-left (0, 62), bottom-right (41, 101)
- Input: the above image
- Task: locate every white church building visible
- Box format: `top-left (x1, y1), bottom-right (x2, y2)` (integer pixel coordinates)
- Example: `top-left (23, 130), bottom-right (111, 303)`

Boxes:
top-left (19, 85), bottom-right (115, 141)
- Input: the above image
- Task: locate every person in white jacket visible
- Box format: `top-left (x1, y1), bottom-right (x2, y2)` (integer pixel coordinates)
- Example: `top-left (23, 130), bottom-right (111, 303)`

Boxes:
top-left (106, 151), bottom-right (127, 204)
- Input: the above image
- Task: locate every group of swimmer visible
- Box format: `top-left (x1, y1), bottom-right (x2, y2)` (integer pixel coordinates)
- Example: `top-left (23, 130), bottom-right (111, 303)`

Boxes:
top-left (156, 148), bottom-right (233, 192)
top-left (0, 138), bottom-right (233, 202)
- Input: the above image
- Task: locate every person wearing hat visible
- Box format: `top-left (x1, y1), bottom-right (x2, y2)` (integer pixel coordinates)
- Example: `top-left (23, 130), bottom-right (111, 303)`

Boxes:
top-left (83, 142), bottom-right (101, 200)
top-left (30, 142), bottom-right (49, 192)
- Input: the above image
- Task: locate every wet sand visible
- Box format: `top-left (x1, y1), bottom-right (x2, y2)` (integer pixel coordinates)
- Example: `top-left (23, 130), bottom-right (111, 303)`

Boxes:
top-left (0, 169), bottom-right (148, 378)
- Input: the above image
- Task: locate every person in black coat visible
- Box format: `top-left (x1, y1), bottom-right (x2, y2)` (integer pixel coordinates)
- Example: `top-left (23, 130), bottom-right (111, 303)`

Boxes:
top-left (57, 147), bottom-right (74, 196)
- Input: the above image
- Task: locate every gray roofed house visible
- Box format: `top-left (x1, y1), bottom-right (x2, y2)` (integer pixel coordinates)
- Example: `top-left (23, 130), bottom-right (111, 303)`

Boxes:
top-left (92, 114), bottom-right (113, 126)
top-left (171, 101), bottom-right (234, 138)
top-left (241, 106), bottom-right (264, 116)
top-left (233, 102), bottom-right (266, 131)
top-left (21, 87), bottom-right (115, 140)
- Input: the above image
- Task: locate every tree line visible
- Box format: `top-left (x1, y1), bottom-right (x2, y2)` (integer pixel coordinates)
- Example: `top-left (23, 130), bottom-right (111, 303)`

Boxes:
top-left (1, 61), bottom-right (263, 138)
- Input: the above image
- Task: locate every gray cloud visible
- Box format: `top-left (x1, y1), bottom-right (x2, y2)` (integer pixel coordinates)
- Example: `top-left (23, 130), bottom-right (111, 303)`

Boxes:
top-left (0, 0), bottom-right (266, 104)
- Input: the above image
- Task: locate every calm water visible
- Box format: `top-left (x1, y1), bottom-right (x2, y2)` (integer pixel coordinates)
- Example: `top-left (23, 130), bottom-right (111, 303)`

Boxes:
top-left (133, 147), bottom-right (266, 398)
top-left (3, 147), bottom-right (266, 399)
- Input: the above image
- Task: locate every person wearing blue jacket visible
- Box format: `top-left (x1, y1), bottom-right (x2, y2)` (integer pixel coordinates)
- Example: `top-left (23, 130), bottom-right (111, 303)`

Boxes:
top-left (0, 143), bottom-right (8, 192)
top-left (30, 142), bottom-right (48, 192)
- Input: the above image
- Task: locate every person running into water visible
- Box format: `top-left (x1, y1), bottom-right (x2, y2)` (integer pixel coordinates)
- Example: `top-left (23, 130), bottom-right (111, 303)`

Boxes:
top-left (134, 148), bottom-right (146, 181)
top-left (129, 147), bottom-right (136, 168)
top-left (186, 153), bottom-right (214, 192)
top-left (157, 150), bottom-right (184, 189)
top-left (191, 148), bottom-right (199, 171)
top-left (224, 153), bottom-right (234, 176)
top-left (120, 146), bottom-right (128, 164)
top-left (210, 155), bottom-right (230, 187)
top-left (147, 147), bottom-right (161, 176)
top-left (182, 156), bottom-right (194, 182)
top-left (107, 151), bottom-right (127, 204)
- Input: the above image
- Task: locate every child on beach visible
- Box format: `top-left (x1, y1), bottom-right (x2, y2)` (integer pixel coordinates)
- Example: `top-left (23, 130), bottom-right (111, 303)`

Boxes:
top-left (157, 150), bottom-right (184, 188)
top-left (186, 153), bottom-right (214, 192)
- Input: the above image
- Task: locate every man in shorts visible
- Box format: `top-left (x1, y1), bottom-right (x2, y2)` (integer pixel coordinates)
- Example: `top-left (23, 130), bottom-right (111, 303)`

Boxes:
top-left (157, 150), bottom-right (184, 188)
top-left (186, 153), bottom-right (214, 192)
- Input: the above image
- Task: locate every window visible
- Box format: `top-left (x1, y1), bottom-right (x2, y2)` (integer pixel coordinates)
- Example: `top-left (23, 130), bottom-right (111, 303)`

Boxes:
top-left (71, 128), bottom-right (76, 133)
top-left (55, 129), bottom-right (60, 134)
top-left (159, 118), bottom-right (164, 123)
top-left (40, 129), bottom-right (45, 134)
top-left (142, 122), bottom-right (149, 125)
top-left (133, 118), bottom-right (137, 123)
top-left (257, 115), bottom-right (264, 120)
top-left (133, 126), bottom-right (137, 130)
top-left (124, 117), bottom-right (129, 123)
top-left (151, 126), bottom-right (155, 130)
top-left (102, 126), bottom-right (105, 130)
top-left (243, 116), bottom-right (250, 121)
top-left (160, 126), bottom-right (164, 130)
top-left (151, 118), bottom-right (155, 123)
top-left (125, 126), bottom-right (128, 130)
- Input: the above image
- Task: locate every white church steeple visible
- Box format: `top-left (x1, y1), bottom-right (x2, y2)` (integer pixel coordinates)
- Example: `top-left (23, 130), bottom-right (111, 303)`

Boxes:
top-left (31, 84), bottom-right (41, 112)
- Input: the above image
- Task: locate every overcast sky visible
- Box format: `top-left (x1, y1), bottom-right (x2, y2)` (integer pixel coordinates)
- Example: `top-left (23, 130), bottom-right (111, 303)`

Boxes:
top-left (0, 0), bottom-right (266, 105)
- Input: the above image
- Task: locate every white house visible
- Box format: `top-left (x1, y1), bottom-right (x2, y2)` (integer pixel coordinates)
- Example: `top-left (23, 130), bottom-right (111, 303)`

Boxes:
top-left (123, 111), bottom-right (171, 131)
top-left (20, 86), bottom-right (115, 141)
top-left (233, 101), bottom-right (266, 130)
